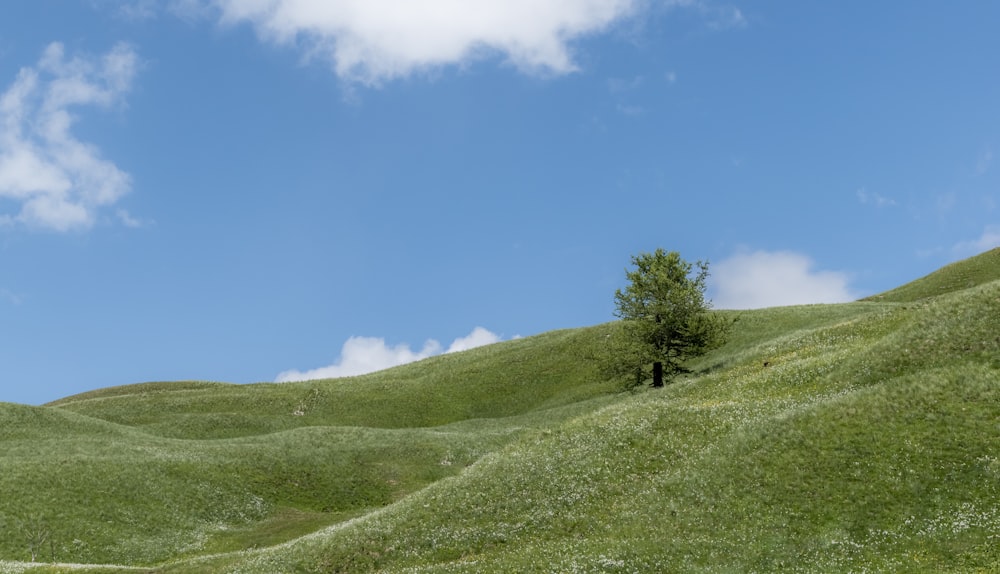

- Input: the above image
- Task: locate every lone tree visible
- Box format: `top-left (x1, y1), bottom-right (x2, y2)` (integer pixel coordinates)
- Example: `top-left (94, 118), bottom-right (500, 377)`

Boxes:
top-left (612, 248), bottom-right (728, 387)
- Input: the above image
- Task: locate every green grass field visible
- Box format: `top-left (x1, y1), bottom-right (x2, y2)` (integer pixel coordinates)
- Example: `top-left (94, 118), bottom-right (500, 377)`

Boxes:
top-left (2, 248), bottom-right (998, 573)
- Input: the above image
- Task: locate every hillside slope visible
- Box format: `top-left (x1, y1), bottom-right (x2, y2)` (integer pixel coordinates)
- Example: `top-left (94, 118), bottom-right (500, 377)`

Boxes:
top-left (1, 249), bottom-right (998, 573)
top-left (48, 327), bottom-right (620, 439)
top-left (1, 328), bottom-right (625, 566)
top-left (864, 247), bottom-right (1000, 303)
top-left (169, 278), bottom-right (1000, 573)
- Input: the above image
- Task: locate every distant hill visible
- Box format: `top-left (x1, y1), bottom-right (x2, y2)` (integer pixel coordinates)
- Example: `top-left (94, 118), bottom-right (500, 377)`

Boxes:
top-left (1, 249), bottom-right (998, 573)
top-left (864, 246), bottom-right (1000, 302)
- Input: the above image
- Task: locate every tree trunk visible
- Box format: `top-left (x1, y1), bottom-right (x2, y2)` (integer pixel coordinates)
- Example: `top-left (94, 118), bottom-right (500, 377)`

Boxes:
top-left (652, 313), bottom-right (664, 387)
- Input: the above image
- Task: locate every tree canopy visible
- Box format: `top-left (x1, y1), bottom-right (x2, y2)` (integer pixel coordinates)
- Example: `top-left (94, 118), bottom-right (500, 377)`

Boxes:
top-left (611, 248), bottom-right (728, 387)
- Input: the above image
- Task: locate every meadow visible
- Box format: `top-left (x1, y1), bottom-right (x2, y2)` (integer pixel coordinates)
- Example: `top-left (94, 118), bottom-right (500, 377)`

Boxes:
top-left (1, 248), bottom-right (997, 573)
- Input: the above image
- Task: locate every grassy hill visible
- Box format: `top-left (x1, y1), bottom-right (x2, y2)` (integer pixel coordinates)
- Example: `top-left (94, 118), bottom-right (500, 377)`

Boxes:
top-left (863, 247), bottom-right (1000, 303)
top-left (1, 249), bottom-right (998, 573)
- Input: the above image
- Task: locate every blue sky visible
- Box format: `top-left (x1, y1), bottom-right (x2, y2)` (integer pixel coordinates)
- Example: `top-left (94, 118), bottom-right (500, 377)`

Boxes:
top-left (1, 1), bottom-right (998, 405)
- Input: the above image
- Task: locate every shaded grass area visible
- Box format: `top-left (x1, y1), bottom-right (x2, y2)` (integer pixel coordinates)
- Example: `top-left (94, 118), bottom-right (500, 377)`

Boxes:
top-left (0, 396), bottom-right (631, 566)
top-left (3, 250), bottom-right (999, 572)
top-left (1, 328), bottom-right (623, 566)
top-left (0, 422), bottom-right (478, 564)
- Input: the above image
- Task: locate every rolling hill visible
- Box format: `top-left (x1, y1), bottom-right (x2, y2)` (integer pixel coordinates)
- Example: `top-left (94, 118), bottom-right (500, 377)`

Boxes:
top-left (1, 248), bottom-right (998, 573)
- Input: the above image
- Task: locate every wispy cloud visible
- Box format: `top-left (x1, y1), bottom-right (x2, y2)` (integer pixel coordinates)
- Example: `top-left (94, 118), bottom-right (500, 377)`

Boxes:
top-left (975, 147), bottom-right (993, 176)
top-left (711, 250), bottom-right (857, 309)
top-left (856, 187), bottom-right (897, 208)
top-left (111, 0), bottom-right (159, 21)
top-left (275, 326), bottom-right (503, 382)
top-left (616, 103), bottom-right (644, 116)
top-left (0, 288), bottom-right (22, 306)
top-left (0, 42), bottom-right (138, 232)
top-left (607, 75), bottom-right (644, 93)
top-left (115, 208), bottom-right (146, 228)
top-left (952, 225), bottom-right (1000, 257)
top-left (935, 191), bottom-right (958, 215)
top-left (704, 5), bottom-right (747, 30)
top-left (92, 0), bottom-right (207, 21)
top-left (607, 75), bottom-right (646, 116)
top-left (199, 0), bottom-right (678, 85)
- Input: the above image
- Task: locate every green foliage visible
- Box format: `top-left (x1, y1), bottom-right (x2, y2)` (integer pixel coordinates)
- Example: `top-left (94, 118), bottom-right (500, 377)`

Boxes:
top-left (1, 249), bottom-right (998, 573)
top-left (612, 248), bottom-right (729, 387)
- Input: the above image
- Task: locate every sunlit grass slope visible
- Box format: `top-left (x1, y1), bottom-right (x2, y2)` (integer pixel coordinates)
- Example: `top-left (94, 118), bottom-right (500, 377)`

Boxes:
top-left (49, 328), bottom-right (618, 439)
top-left (159, 281), bottom-right (999, 573)
top-left (864, 246), bottom-right (1000, 303)
top-left (3, 249), bottom-right (998, 573)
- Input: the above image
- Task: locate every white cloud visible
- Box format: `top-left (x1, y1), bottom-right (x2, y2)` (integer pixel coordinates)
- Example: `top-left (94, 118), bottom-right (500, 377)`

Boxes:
top-left (275, 326), bottom-right (503, 382)
top-left (856, 187), bottom-right (897, 207)
top-left (106, 1), bottom-right (736, 86)
top-left (445, 326), bottom-right (502, 353)
top-left (952, 225), bottom-right (1000, 256)
top-left (712, 250), bottom-right (857, 310)
top-left (206, 0), bottom-right (656, 84)
top-left (0, 42), bottom-right (138, 231)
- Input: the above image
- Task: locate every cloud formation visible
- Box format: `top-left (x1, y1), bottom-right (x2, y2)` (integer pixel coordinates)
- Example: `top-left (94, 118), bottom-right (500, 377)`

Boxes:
top-left (208, 0), bottom-right (652, 84)
top-left (445, 326), bottom-right (502, 353)
top-left (711, 250), bottom-right (857, 309)
top-left (0, 42), bottom-right (138, 231)
top-left (275, 326), bottom-right (503, 382)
